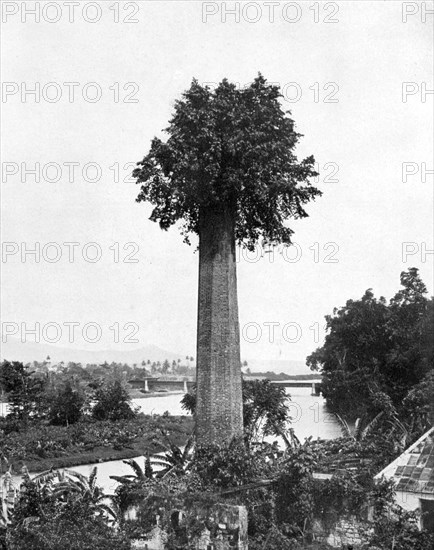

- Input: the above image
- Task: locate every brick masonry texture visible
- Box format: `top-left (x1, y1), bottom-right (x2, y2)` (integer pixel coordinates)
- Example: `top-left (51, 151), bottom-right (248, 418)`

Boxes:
top-left (195, 205), bottom-right (244, 446)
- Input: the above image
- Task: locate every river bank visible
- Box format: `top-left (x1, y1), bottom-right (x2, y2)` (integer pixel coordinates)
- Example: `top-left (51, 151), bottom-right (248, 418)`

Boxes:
top-left (2, 390), bottom-right (341, 478)
top-left (7, 441), bottom-right (171, 474)
top-left (0, 414), bottom-right (193, 475)
top-left (128, 388), bottom-right (186, 399)
top-left (0, 389), bottom-right (187, 418)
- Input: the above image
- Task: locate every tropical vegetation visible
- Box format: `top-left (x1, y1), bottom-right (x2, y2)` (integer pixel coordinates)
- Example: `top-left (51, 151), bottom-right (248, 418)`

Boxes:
top-left (307, 268), bottom-right (433, 442)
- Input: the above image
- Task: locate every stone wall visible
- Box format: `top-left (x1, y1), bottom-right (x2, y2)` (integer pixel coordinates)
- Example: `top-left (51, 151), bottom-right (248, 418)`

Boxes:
top-left (192, 503), bottom-right (248, 550)
top-left (312, 514), bottom-right (372, 548)
top-left (129, 501), bottom-right (248, 550)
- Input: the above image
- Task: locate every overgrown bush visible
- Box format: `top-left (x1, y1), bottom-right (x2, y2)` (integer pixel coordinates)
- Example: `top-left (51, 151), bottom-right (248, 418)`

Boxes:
top-left (275, 445), bottom-right (318, 539)
top-left (7, 477), bottom-right (131, 550)
top-left (92, 380), bottom-right (136, 421)
top-left (366, 480), bottom-right (434, 550)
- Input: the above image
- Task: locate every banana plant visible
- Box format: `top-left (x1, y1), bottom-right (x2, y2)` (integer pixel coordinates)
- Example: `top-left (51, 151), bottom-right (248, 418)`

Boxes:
top-left (109, 458), bottom-right (149, 485)
top-left (149, 430), bottom-right (194, 479)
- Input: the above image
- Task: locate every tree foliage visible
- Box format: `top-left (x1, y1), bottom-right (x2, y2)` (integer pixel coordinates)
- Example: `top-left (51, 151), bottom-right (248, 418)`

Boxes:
top-left (0, 361), bottom-right (46, 425)
top-left (243, 380), bottom-right (290, 441)
top-left (92, 379), bottom-right (136, 421)
top-left (48, 380), bottom-right (85, 426)
top-left (181, 379), bottom-right (291, 443)
top-left (149, 431), bottom-right (194, 479)
top-left (307, 268), bottom-right (433, 427)
top-left (6, 471), bottom-right (130, 550)
top-left (133, 75), bottom-right (320, 249)
top-left (368, 480), bottom-right (434, 550)
top-left (275, 445), bottom-right (318, 534)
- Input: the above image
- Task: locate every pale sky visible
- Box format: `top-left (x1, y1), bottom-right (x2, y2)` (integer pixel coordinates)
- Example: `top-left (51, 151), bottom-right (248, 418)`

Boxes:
top-left (1, 1), bottom-right (433, 363)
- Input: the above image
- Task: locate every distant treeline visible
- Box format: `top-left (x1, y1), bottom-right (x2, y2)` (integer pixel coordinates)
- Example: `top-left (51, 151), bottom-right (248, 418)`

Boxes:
top-left (0, 356), bottom-right (197, 381)
top-left (244, 371), bottom-right (319, 381)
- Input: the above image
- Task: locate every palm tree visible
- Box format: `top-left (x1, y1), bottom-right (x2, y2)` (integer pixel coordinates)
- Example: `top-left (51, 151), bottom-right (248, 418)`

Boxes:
top-left (51, 467), bottom-right (118, 524)
top-left (109, 458), bottom-right (149, 486)
top-left (334, 412), bottom-right (387, 442)
top-left (149, 431), bottom-right (194, 479)
top-left (22, 465), bottom-right (67, 496)
top-left (279, 427), bottom-right (301, 451)
top-left (109, 458), bottom-right (156, 517)
top-left (1, 466), bottom-right (118, 530)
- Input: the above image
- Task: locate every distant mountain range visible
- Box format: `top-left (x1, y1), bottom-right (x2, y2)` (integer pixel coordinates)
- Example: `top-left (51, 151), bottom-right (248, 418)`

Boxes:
top-left (0, 339), bottom-right (183, 365)
top-left (243, 359), bottom-right (312, 376)
top-left (1, 338), bottom-right (311, 375)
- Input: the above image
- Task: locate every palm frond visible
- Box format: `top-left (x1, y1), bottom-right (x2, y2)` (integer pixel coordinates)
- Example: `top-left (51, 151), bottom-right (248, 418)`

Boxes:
top-left (149, 457), bottom-right (172, 467)
top-left (88, 466), bottom-right (98, 492)
top-left (334, 413), bottom-right (353, 438)
top-left (109, 475), bottom-right (135, 484)
top-left (98, 502), bottom-right (120, 523)
top-left (353, 416), bottom-right (363, 440)
top-left (123, 459), bottom-right (145, 481)
top-left (183, 435), bottom-right (195, 459)
top-left (360, 411), bottom-right (384, 439)
top-left (32, 468), bottom-right (62, 491)
top-left (64, 469), bottom-right (90, 487)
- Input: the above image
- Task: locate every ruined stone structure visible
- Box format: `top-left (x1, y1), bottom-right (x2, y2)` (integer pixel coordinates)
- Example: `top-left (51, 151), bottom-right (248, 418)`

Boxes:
top-left (312, 515), bottom-right (372, 547)
top-left (128, 501), bottom-right (248, 549)
top-left (195, 205), bottom-right (244, 447)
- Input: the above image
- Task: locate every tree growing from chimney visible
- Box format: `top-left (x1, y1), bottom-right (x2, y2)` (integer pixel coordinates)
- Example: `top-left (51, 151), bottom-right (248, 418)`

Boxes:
top-left (133, 75), bottom-right (321, 446)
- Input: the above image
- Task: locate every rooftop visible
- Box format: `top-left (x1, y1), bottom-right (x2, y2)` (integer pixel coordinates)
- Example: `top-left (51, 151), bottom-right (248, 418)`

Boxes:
top-left (375, 427), bottom-right (434, 494)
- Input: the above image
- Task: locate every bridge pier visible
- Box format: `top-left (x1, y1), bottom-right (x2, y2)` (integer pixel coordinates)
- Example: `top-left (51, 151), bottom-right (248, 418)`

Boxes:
top-left (144, 379), bottom-right (149, 392)
top-left (183, 380), bottom-right (188, 393)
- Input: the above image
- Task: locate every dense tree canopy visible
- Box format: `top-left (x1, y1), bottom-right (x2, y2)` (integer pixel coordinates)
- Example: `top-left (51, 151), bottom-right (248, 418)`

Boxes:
top-left (133, 75), bottom-right (321, 249)
top-left (0, 361), bottom-right (46, 425)
top-left (307, 268), bottom-right (434, 425)
top-left (0, 361), bottom-right (146, 431)
top-left (92, 379), bottom-right (136, 422)
top-left (48, 380), bottom-right (86, 426)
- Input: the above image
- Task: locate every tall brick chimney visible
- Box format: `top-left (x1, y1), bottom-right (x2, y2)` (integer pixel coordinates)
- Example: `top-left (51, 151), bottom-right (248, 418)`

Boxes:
top-left (195, 204), bottom-right (244, 447)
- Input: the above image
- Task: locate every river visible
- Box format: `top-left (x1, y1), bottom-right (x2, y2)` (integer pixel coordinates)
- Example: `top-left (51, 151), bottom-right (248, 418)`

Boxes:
top-left (6, 389), bottom-right (341, 494)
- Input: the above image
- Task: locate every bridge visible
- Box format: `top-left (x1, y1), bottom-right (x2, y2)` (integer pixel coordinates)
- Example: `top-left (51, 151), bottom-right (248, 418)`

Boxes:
top-left (129, 377), bottom-right (322, 396)
top-left (129, 378), bottom-right (194, 393)
top-left (269, 379), bottom-right (322, 395)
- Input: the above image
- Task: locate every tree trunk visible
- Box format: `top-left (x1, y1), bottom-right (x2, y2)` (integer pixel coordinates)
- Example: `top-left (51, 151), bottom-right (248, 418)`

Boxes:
top-left (195, 203), bottom-right (244, 447)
